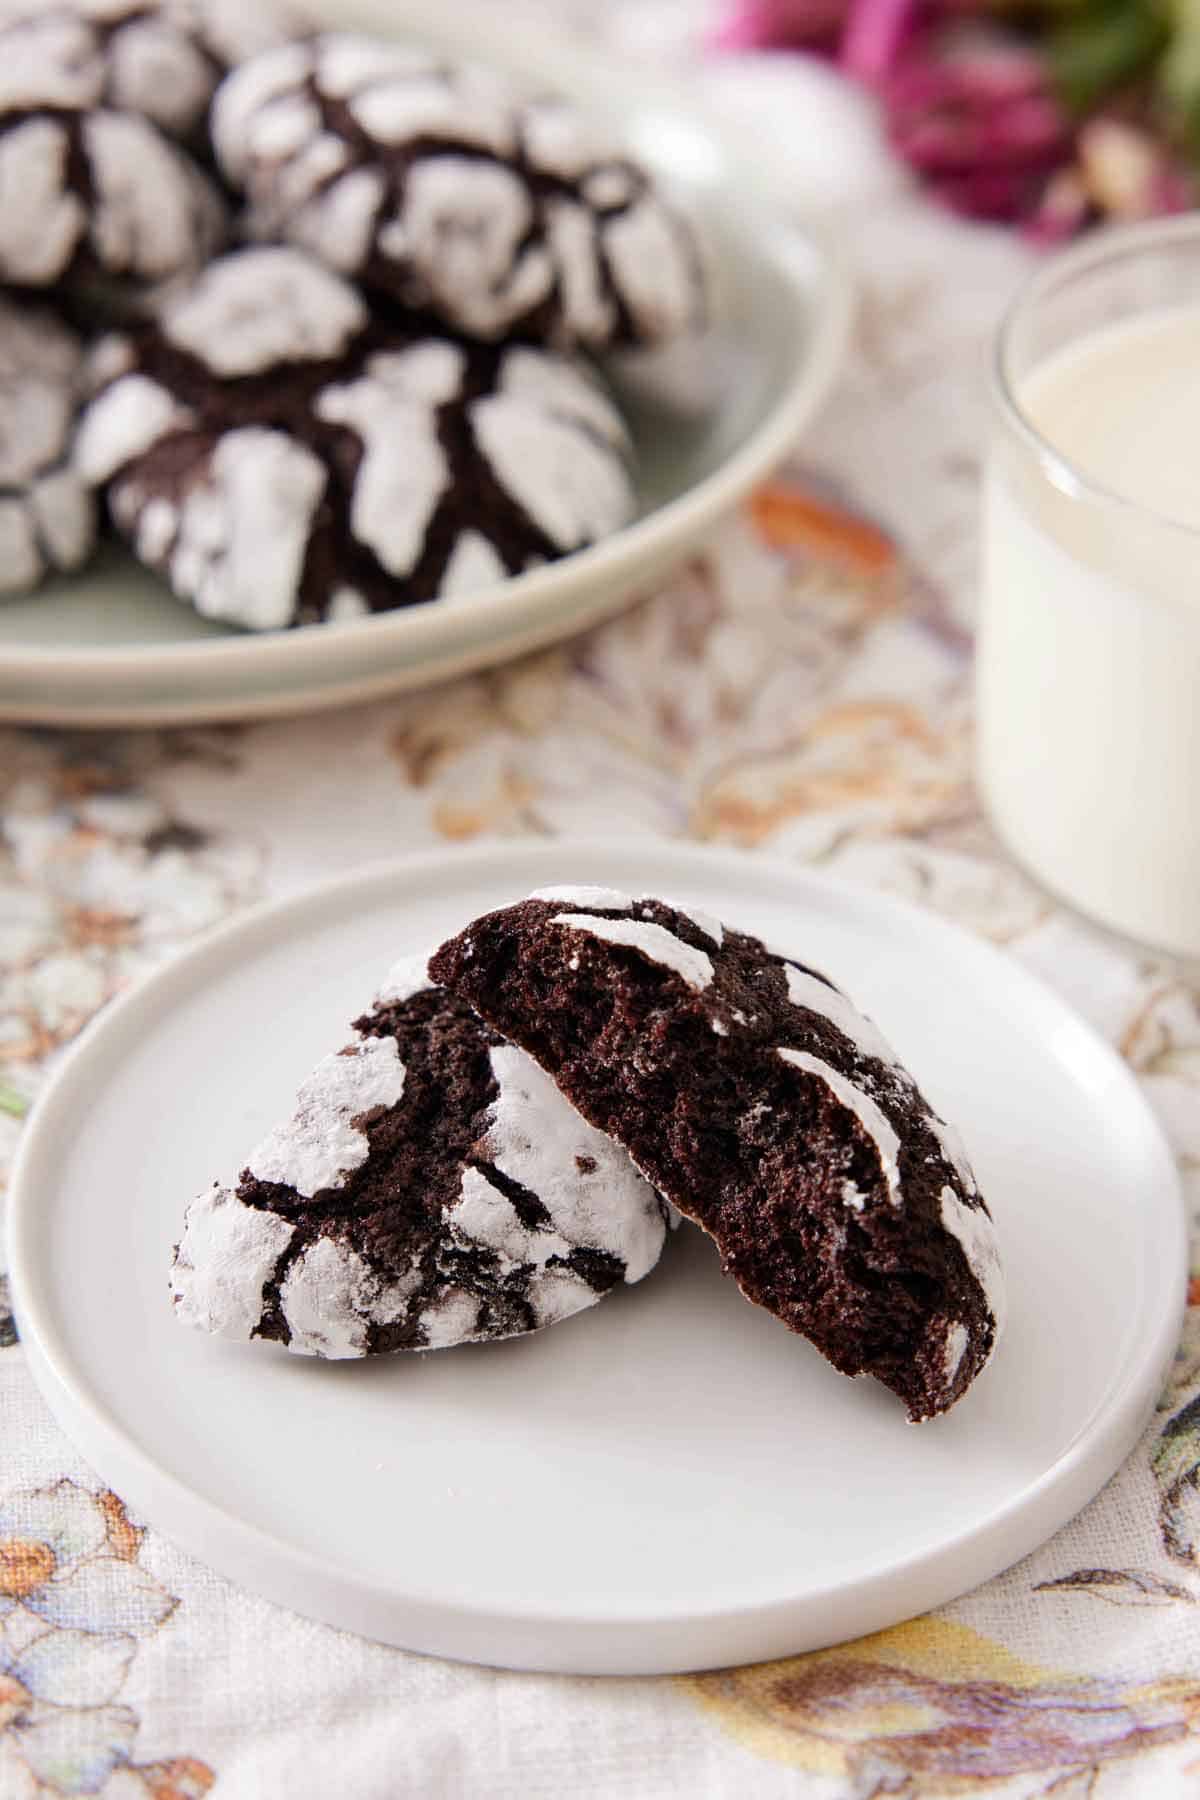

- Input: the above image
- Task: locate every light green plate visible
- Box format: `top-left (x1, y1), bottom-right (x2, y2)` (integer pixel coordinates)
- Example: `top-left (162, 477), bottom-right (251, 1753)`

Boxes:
top-left (1, 1), bottom-right (852, 726)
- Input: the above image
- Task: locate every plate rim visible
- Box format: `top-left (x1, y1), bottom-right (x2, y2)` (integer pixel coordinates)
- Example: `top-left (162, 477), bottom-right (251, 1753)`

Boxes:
top-left (8, 841), bottom-right (1186, 1671)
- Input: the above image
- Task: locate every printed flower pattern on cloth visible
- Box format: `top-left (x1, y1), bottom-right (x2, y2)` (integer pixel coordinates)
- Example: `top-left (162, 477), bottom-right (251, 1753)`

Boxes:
top-left (0, 1480), bottom-right (212, 1797)
top-left (682, 1616), bottom-right (1200, 1795)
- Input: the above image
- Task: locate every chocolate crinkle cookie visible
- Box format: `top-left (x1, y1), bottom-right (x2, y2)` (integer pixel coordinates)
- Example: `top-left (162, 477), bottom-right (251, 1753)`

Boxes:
top-left (0, 296), bottom-right (96, 592)
top-left (429, 889), bottom-right (1005, 1422)
top-left (170, 957), bottom-right (667, 1357)
top-left (72, 245), bottom-right (636, 629)
top-left (0, 0), bottom-right (307, 144)
top-left (211, 33), bottom-right (707, 349)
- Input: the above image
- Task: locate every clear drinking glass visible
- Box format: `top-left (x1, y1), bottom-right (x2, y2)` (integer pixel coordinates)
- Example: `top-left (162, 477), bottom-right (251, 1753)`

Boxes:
top-left (977, 217), bottom-right (1200, 964)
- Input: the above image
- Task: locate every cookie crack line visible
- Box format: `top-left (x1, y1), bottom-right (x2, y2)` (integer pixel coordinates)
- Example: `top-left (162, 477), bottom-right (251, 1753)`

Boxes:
top-left (169, 969), bottom-right (667, 1356)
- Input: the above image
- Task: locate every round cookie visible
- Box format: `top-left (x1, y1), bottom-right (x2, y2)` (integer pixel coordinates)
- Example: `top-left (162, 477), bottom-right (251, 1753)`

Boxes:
top-left (211, 33), bottom-right (706, 349)
top-left (0, 0), bottom-right (307, 144)
top-left (73, 245), bottom-right (636, 629)
top-left (170, 957), bottom-right (667, 1357)
top-left (0, 296), bottom-right (96, 593)
top-left (0, 102), bottom-right (226, 299)
top-left (429, 889), bottom-right (1005, 1423)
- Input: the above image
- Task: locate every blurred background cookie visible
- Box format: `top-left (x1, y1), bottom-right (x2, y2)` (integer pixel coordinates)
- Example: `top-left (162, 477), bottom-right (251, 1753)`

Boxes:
top-left (212, 34), bottom-right (707, 349)
top-left (0, 0), bottom-right (307, 145)
top-left (0, 100), bottom-right (226, 302)
top-left (0, 294), bottom-right (96, 593)
top-left (74, 245), bottom-right (637, 630)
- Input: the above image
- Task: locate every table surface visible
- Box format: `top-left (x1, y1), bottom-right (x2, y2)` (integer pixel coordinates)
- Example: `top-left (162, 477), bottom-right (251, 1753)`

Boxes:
top-left (2, 9), bottom-right (1199, 1798)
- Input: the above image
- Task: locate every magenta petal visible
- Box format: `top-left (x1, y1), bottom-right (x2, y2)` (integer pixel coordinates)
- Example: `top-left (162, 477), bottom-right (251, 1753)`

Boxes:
top-left (841, 0), bottom-right (920, 83)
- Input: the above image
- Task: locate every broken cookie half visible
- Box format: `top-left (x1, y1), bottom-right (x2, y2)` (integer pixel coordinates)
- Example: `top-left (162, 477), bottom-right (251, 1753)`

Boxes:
top-left (170, 955), bottom-right (667, 1358)
top-left (429, 888), bottom-right (1005, 1421)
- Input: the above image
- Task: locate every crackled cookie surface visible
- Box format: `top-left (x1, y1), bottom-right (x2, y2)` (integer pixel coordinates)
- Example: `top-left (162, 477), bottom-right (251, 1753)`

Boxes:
top-left (170, 958), bottom-right (667, 1357)
top-left (0, 297), bottom-right (97, 593)
top-left (0, 0), bottom-right (306, 144)
top-left (430, 889), bottom-right (1004, 1421)
top-left (212, 33), bottom-right (706, 349)
top-left (73, 246), bottom-right (635, 628)
top-left (0, 99), bottom-right (225, 299)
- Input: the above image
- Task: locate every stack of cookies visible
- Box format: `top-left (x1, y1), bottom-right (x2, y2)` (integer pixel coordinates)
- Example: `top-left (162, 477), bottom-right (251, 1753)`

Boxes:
top-left (172, 889), bottom-right (1005, 1422)
top-left (0, 2), bottom-right (708, 623)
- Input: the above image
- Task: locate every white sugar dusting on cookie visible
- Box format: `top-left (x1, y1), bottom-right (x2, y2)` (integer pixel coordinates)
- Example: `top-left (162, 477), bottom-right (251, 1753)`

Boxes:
top-left (164, 427), bottom-right (327, 630)
top-left (171, 1183), bottom-right (294, 1340)
top-left (777, 1046), bottom-right (902, 1205)
top-left (279, 1236), bottom-right (417, 1359)
top-left (73, 374), bottom-right (191, 483)
top-left (553, 913), bottom-right (715, 991)
top-left (783, 963), bottom-right (897, 1067)
top-left (375, 953), bottom-right (435, 1006)
top-left (248, 1034), bottom-right (405, 1198)
top-left (939, 1184), bottom-right (1005, 1335)
top-left (420, 1286), bottom-right (483, 1349)
top-left (530, 885), bottom-right (635, 911)
top-left (943, 1319), bottom-right (971, 1384)
top-left (164, 247), bottom-right (366, 376)
top-left (451, 1168), bottom-right (573, 1268)
top-left (929, 1113), bottom-right (979, 1197)
top-left (476, 1043), bottom-right (664, 1280)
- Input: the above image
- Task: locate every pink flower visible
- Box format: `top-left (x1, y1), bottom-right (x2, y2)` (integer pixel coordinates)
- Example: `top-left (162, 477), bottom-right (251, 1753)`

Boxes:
top-left (883, 26), bottom-right (1072, 219)
top-left (708, 0), bottom-right (848, 54)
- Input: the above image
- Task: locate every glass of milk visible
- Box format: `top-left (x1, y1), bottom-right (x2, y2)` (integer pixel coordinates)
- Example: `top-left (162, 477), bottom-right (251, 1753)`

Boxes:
top-left (978, 217), bottom-right (1200, 962)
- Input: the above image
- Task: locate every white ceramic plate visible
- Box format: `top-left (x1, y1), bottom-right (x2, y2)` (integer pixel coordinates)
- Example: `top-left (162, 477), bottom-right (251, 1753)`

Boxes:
top-left (0, 2), bottom-right (851, 727)
top-left (9, 842), bottom-right (1184, 1675)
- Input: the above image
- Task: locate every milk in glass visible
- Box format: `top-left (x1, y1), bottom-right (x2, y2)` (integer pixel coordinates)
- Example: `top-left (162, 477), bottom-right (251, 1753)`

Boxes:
top-left (978, 302), bottom-right (1200, 959)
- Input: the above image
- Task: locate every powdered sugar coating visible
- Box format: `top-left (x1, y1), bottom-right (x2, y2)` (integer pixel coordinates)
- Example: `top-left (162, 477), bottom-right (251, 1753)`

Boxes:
top-left (943, 1319), bottom-right (970, 1384)
top-left (78, 250), bottom-right (634, 629)
top-left (0, 119), bottom-right (88, 286)
top-left (602, 198), bottom-right (699, 343)
top-left (0, 104), bottom-right (224, 294)
top-left (940, 1184), bottom-right (1006, 1337)
top-left (73, 374), bottom-right (192, 485)
top-left (777, 1047), bottom-right (903, 1206)
top-left (315, 346), bottom-right (455, 577)
top-left (248, 1034), bottom-right (405, 1198)
top-left (929, 1112), bottom-right (979, 1197)
top-left (673, 904), bottom-right (723, 945)
top-left (440, 530), bottom-right (506, 598)
top-left (0, 1), bottom-right (305, 140)
top-left (164, 247), bottom-right (366, 377)
top-left (170, 1182), bottom-right (294, 1340)
top-left (381, 157), bottom-right (551, 342)
top-left (121, 425), bottom-right (328, 631)
top-left (463, 1043), bottom-right (664, 1282)
top-left (471, 349), bottom-right (633, 551)
top-left (171, 973), bottom-right (665, 1359)
top-left (419, 1287), bottom-right (482, 1350)
top-left (0, 298), bottom-right (97, 593)
top-left (375, 953), bottom-right (434, 1006)
top-left (0, 14), bottom-right (104, 111)
top-left (783, 963), bottom-right (898, 1068)
top-left (529, 886), bottom-right (635, 911)
top-left (453, 1167), bottom-right (573, 1267)
top-left (212, 33), bottom-right (705, 350)
top-left (279, 1237), bottom-right (417, 1359)
top-left (528, 889), bottom-right (719, 946)
top-left (553, 913), bottom-right (715, 992)
top-left (528, 1267), bottom-right (595, 1328)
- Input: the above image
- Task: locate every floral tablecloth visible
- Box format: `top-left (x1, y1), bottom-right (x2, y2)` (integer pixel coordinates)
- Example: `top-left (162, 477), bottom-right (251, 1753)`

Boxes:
top-left (3, 9), bottom-right (1200, 1798)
